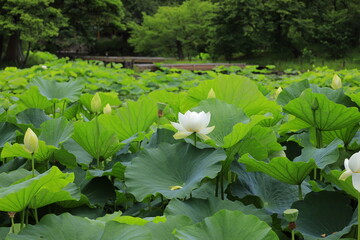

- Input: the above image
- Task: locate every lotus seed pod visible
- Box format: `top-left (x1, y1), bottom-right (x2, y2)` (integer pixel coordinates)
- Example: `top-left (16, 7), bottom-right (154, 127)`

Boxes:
top-left (207, 88), bottom-right (216, 99)
top-left (283, 209), bottom-right (299, 223)
top-left (91, 92), bottom-right (102, 114)
top-left (24, 128), bottom-right (39, 154)
top-left (103, 104), bottom-right (112, 114)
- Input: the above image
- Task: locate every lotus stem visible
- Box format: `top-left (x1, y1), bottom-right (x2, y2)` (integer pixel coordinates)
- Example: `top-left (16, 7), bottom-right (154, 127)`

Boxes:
top-left (95, 115), bottom-right (100, 169)
top-left (34, 207), bottom-right (38, 224)
top-left (215, 175), bottom-right (219, 197)
top-left (298, 184), bottom-right (303, 200)
top-left (357, 192), bottom-right (360, 240)
top-left (31, 153), bottom-right (35, 178)
top-left (20, 209), bottom-right (25, 229)
top-left (11, 216), bottom-right (15, 233)
top-left (291, 229), bottom-right (295, 240)
top-left (193, 134), bottom-right (197, 147)
top-left (220, 173), bottom-right (224, 200)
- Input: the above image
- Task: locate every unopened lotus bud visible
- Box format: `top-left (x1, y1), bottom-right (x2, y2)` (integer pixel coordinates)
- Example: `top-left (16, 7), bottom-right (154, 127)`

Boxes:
top-left (275, 87), bottom-right (282, 99)
top-left (24, 128), bottom-right (39, 154)
top-left (103, 104), bottom-right (112, 114)
top-left (207, 88), bottom-right (216, 99)
top-left (41, 65), bottom-right (48, 70)
top-left (283, 209), bottom-right (299, 223)
top-left (331, 74), bottom-right (342, 89)
top-left (2, 98), bottom-right (11, 110)
top-left (91, 93), bottom-right (102, 114)
top-left (311, 97), bottom-right (319, 111)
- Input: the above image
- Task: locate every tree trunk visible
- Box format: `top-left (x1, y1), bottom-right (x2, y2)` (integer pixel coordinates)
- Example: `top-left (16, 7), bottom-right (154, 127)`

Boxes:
top-left (4, 32), bottom-right (24, 66)
top-left (176, 40), bottom-right (184, 60)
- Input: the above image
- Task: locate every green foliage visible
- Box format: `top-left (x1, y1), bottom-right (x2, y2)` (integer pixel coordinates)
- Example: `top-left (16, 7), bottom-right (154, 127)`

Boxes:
top-left (128, 0), bottom-right (215, 59)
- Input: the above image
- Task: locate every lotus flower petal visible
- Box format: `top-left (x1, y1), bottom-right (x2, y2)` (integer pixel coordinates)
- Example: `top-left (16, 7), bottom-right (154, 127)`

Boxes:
top-left (348, 152), bottom-right (360, 173)
top-left (352, 173), bottom-right (360, 192)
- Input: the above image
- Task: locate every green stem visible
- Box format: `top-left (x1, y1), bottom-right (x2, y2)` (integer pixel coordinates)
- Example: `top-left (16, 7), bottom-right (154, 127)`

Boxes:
top-left (315, 128), bottom-right (322, 148)
top-left (298, 184), bottom-right (303, 200)
top-left (291, 229), bottom-right (295, 240)
top-left (11, 217), bottom-right (15, 233)
top-left (358, 192), bottom-right (360, 240)
top-left (34, 207), bottom-right (38, 224)
top-left (220, 173), bottom-right (224, 200)
top-left (20, 209), bottom-right (25, 229)
top-left (95, 115), bottom-right (100, 169)
top-left (313, 168), bottom-right (317, 180)
top-left (53, 102), bottom-right (56, 118)
top-left (193, 134), bottom-right (197, 147)
top-left (31, 153), bottom-right (35, 178)
top-left (215, 176), bottom-right (219, 197)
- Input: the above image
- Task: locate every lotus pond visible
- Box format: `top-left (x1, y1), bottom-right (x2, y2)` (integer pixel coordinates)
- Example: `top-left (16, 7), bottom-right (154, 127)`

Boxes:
top-left (1, 59), bottom-right (360, 239)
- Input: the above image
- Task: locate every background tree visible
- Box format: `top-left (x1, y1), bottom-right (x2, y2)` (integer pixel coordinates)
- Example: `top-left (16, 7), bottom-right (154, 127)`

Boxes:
top-left (0, 0), bottom-right (66, 66)
top-left (128, 0), bottom-right (215, 59)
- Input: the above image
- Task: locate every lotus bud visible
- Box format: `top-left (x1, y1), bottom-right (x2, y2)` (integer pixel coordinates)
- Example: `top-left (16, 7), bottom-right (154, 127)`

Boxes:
top-left (311, 97), bottom-right (319, 111)
top-left (103, 104), bottom-right (112, 114)
top-left (91, 93), bottom-right (102, 114)
top-left (2, 98), bottom-right (11, 110)
top-left (207, 88), bottom-right (216, 99)
top-left (41, 65), bottom-right (48, 70)
top-left (283, 209), bottom-right (299, 223)
top-left (274, 87), bottom-right (282, 99)
top-left (24, 128), bottom-right (39, 154)
top-left (331, 74), bottom-right (342, 89)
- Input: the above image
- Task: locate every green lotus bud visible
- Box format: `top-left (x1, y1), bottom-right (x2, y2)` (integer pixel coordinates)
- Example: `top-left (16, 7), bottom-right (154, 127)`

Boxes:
top-left (283, 209), bottom-right (299, 223)
top-left (331, 74), bottom-right (342, 89)
top-left (24, 128), bottom-right (39, 154)
top-left (91, 93), bottom-right (102, 114)
top-left (103, 103), bottom-right (112, 114)
top-left (311, 97), bottom-right (319, 111)
top-left (207, 88), bottom-right (216, 99)
top-left (2, 98), bottom-right (11, 110)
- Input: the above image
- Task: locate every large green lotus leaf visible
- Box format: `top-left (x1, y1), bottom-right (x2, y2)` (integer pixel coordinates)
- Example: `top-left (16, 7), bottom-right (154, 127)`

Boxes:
top-left (80, 92), bottom-right (121, 112)
top-left (191, 99), bottom-right (267, 148)
top-left (101, 221), bottom-right (151, 240)
top-left (18, 86), bottom-right (52, 110)
top-left (239, 154), bottom-right (315, 185)
top-left (62, 138), bottom-right (93, 166)
top-left (53, 148), bottom-right (78, 169)
top-left (311, 85), bottom-right (356, 107)
top-left (6, 213), bottom-right (105, 240)
top-left (279, 117), bottom-right (312, 134)
top-left (349, 92), bottom-right (360, 107)
top-left (29, 180), bottom-right (80, 209)
top-left (181, 75), bottom-right (280, 116)
top-left (283, 89), bottom-right (360, 131)
top-left (98, 97), bottom-right (158, 142)
top-left (228, 125), bottom-right (283, 161)
top-left (146, 215), bottom-right (193, 240)
top-left (292, 191), bottom-right (355, 240)
top-left (125, 143), bottom-right (226, 201)
top-left (0, 169), bottom-right (31, 188)
top-left (174, 209), bottom-right (279, 240)
top-left (31, 78), bottom-right (83, 102)
top-left (87, 161), bottom-right (126, 180)
top-left (277, 80), bottom-right (310, 106)
top-left (148, 89), bottom-right (185, 116)
top-left (0, 166), bottom-right (74, 212)
top-left (294, 139), bottom-right (343, 169)
top-left (165, 197), bottom-right (271, 224)
top-left (72, 120), bottom-right (123, 160)
top-left (16, 108), bottom-right (51, 129)
top-left (39, 117), bottom-right (74, 147)
top-left (322, 170), bottom-right (357, 199)
top-left (230, 162), bottom-right (304, 214)
top-left (0, 122), bottom-right (19, 147)
top-left (1, 140), bottom-right (58, 162)
top-left (321, 124), bottom-right (359, 146)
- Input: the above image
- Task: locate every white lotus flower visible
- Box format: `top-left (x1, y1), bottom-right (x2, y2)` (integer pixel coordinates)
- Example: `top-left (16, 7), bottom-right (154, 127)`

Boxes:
top-left (171, 111), bottom-right (215, 140)
top-left (339, 151), bottom-right (360, 191)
